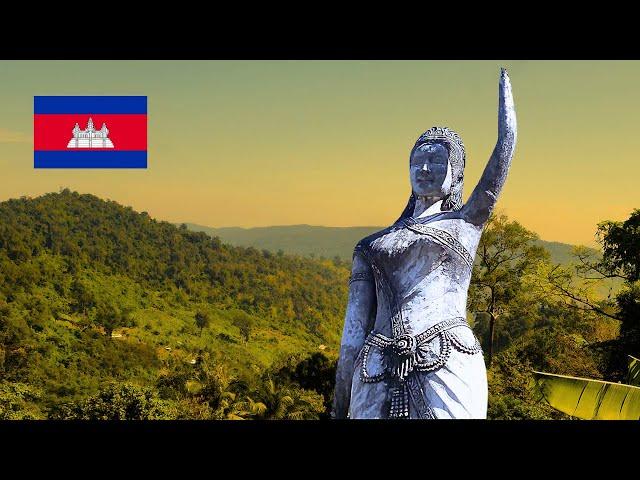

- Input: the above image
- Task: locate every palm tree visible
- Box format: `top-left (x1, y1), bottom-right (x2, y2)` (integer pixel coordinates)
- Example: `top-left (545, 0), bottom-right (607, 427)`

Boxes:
top-left (251, 377), bottom-right (323, 420)
top-left (231, 396), bottom-right (267, 420)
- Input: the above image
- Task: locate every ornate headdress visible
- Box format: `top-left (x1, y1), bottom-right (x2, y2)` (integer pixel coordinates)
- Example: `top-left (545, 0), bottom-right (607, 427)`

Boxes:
top-left (395, 126), bottom-right (466, 223)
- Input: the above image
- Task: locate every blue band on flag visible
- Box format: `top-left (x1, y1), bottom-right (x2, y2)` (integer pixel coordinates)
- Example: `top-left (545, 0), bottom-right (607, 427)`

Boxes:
top-left (34, 96), bottom-right (147, 114)
top-left (34, 151), bottom-right (147, 169)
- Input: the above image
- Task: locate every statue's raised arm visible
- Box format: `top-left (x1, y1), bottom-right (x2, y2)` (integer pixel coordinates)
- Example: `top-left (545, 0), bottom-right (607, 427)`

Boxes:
top-left (462, 68), bottom-right (517, 227)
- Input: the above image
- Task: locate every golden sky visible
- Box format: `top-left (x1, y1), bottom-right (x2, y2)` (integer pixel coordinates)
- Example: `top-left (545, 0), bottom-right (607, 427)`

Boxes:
top-left (1, 60), bottom-right (638, 246)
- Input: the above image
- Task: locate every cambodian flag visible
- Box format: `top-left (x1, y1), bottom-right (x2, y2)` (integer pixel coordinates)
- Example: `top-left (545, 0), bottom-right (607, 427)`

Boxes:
top-left (34, 96), bottom-right (147, 168)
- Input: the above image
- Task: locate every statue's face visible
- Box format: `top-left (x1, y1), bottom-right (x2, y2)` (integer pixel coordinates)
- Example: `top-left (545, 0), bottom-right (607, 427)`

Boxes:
top-left (410, 143), bottom-right (452, 198)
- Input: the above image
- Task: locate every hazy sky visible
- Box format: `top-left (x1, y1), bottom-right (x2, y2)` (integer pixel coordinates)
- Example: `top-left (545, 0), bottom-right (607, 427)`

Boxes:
top-left (1, 60), bottom-right (639, 246)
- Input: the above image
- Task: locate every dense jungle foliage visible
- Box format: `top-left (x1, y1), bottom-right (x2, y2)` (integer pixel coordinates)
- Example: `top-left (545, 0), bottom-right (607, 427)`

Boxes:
top-left (0, 190), bottom-right (635, 419)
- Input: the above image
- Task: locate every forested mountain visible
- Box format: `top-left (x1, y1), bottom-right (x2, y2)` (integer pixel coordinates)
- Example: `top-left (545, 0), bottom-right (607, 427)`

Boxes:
top-left (0, 190), bottom-right (348, 418)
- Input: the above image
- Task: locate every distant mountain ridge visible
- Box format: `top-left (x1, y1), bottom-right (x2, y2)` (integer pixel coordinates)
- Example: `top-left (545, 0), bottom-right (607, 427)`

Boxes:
top-left (181, 223), bottom-right (589, 265)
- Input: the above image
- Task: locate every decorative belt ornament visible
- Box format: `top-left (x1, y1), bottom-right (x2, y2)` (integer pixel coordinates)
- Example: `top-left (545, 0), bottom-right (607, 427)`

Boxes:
top-left (358, 317), bottom-right (483, 419)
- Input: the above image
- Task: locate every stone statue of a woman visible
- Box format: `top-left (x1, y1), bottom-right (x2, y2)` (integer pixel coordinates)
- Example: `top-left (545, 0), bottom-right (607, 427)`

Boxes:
top-left (333, 69), bottom-right (517, 419)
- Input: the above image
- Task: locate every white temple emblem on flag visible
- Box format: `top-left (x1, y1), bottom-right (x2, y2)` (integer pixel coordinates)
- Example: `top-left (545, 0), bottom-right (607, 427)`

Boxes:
top-left (67, 117), bottom-right (114, 149)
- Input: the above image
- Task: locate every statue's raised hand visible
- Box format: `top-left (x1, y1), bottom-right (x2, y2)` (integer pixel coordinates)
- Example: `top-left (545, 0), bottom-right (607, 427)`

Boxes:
top-left (462, 68), bottom-right (517, 227)
top-left (498, 68), bottom-right (517, 146)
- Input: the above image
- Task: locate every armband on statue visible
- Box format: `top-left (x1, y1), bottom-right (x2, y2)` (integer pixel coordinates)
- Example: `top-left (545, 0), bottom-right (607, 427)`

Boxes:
top-left (349, 271), bottom-right (374, 284)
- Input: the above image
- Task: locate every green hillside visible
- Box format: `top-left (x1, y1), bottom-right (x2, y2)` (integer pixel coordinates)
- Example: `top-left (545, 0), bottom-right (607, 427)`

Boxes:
top-left (0, 190), bottom-right (348, 418)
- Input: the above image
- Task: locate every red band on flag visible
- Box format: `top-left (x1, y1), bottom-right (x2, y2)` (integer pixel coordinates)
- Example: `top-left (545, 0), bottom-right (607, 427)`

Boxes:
top-left (34, 114), bottom-right (147, 151)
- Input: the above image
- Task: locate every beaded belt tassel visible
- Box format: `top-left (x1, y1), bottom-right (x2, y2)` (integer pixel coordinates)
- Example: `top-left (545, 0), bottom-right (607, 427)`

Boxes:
top-left (389, 383), bottom-right (410, 419)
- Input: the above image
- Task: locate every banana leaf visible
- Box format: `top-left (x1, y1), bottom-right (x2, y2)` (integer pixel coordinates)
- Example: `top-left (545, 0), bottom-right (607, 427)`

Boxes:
top-left (628, 355), bottom-right (640, 387)
top-left (532, 371), bottom-right (640, 420)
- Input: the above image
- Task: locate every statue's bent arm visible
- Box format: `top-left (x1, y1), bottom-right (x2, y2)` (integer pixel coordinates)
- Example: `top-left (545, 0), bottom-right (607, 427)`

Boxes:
top-left (332, 252), bottom-right (377, 419)
top-left (462, 68), bottom-right (517, 227)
